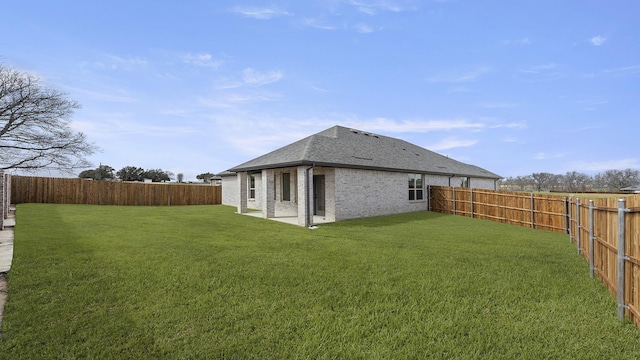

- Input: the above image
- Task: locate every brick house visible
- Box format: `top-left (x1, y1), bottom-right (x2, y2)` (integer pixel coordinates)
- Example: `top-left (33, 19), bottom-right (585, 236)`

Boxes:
top-left (221, 125), bottom-right (501, 227)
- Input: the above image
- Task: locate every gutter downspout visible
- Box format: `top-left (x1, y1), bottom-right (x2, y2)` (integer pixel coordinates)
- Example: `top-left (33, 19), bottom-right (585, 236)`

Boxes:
top-left (305, 164), bottom-right (315, 228)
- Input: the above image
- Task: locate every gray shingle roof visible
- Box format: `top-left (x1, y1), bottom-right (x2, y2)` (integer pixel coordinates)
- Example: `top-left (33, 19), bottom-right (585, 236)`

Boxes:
top-left (228, 125), bottom-right (501, 179)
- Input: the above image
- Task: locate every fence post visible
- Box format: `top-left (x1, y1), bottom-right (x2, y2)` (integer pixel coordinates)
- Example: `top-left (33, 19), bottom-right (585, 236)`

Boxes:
top-left (470, 188), bottom-right (474, 218)
top-left (563, 197), bottom-right (568, 234)
top-left (589, 200), bottom-right (595, 279)
top-left (568, 196), bottom-right (573, 243)
top-left (452, 187), bottom-right (456, 215)
top-left (530, 193), bottom-right (535, 228)
top-left (617, 198), bottom-right (628, 320)
top-left (0, 170), bottom-right (4, 230)
top-left (576, 198), bottom-right (581, 254)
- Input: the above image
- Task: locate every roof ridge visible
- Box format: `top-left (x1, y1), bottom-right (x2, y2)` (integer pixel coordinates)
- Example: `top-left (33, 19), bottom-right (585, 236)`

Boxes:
top-left (300, 134), bottom-right (315, 161)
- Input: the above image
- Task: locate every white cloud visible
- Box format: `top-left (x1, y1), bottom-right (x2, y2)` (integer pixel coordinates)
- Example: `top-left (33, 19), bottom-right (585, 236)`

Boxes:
top-left (348, 0), bottom-right (412, 15)
top-left (518, 63), bottom-right (559, 74)
top-left (353, 23), bottom-right (375, 33)
top-left (501, 38), bottom-right (531, 46)
top-left (590, 35), bottom-right (607, 46)
top-left (242, 68), bottom-right (283, 86)
top-left (335, 117), bottom-right (487, 133)
top-left (428, 137), bottom-right (478, 151)
top-left (602, 64), bottom-right (640, 78)
top-left (72, 115), bottom-right (197, 140)
top-left (570, 159), bottom-right (640, 172)
top-left (230, 6), bottom-right (292, 19)
top-left (181, 53), bottom-right (223, 68)
top-left (69, 87), bottom-right (139, 103)
top-left (199, 91), bottom-right (281, 108)
top-left (426, 66), bottom-right (491, 83)
top-left (516, 63), bottom-right (565, 81)
top-left (478, 102), bottom-right (517, 109)
top-left (301, 18), bottom-right (337, 30)
top-left (94, 55), bottom-right (148, 71)
top-left (534, 152), bottom-right (565, 160)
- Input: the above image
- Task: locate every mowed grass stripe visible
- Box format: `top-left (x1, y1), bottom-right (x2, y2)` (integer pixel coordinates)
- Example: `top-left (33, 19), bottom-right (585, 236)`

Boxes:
top-left (1, 204), bottom-right (639, 359)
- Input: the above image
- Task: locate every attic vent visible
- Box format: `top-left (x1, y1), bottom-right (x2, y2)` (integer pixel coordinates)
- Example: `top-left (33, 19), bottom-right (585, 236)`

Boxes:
top-left (350, 129), bottom-right (380, 138)
top-left (415, 153), bottom-right (420, 156)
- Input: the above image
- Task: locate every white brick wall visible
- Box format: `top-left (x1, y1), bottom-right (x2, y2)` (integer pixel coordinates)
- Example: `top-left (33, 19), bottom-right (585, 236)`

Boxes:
top-left (272, 168), bottom-right (298, 217)
top-left (221, 175), bottom-right (238, 207)
top-left (468, 177), bottom-right (497, 190)
top-left (334, 168), bottom-right (429, 221)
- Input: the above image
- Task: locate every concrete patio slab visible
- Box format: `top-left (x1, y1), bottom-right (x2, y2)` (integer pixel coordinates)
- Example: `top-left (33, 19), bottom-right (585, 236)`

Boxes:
top-left (242, 211), bottom-right (334, 227)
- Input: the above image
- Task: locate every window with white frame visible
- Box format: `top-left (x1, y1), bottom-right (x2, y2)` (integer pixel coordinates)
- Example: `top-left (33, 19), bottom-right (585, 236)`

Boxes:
top-left (249, 175), bottom-right (256, 199)
top-left (408, 173), bottom-right (424, 201)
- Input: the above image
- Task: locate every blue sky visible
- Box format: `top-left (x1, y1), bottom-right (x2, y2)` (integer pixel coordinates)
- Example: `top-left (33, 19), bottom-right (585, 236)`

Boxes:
top-left (2, 1), bottom-right (639, 181)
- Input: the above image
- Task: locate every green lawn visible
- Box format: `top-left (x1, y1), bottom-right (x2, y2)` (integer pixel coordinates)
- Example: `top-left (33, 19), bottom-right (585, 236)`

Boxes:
top-left (1, 204), bottom-right (639, 359)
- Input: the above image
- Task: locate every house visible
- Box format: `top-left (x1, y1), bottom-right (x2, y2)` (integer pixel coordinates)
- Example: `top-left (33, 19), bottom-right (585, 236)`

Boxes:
top-left (209, 175), bottom-right (222, 186)
top-left (221, 125), bottom-right (501, 227)
top-left (620, 184), bottom-right (640, 194)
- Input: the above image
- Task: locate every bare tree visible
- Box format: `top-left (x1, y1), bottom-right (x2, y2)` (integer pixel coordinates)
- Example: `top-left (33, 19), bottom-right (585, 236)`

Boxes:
top-left (530, 172), bottom-right (556, 192)
top-left (563, 171), bottom-right (591, 192)
top-left (0, 64), bottom-right (98, 172)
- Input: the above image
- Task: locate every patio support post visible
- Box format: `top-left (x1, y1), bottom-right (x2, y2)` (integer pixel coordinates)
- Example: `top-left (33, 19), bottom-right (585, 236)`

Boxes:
top-left (262, 169), bottom-right (275, 219)
top-left (296, 166), bottom-right (311, 227)
top-left (237, 172), bottom-right (248, 214)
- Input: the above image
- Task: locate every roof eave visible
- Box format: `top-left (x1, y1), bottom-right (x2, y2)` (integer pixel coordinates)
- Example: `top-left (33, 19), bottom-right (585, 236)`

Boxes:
top-left (228, 161), bottom-right (501, 179)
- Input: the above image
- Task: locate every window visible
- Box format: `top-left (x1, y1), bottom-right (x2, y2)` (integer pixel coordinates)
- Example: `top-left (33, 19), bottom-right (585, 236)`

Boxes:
top-left (249, 175), bottom-right (256, 199)
top-left (282, 172), bottom-right (291, 201)
top-left (460, 177), bottom-right (469, 188)
top-left (408, 173), bottom-right (424, 201)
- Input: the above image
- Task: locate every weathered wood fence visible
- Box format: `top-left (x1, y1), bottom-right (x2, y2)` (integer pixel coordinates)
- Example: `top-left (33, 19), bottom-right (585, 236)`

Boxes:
top-left (429, 185), bottom-right (640, 327)
top-left (11, 176), bottom-right (221, 206)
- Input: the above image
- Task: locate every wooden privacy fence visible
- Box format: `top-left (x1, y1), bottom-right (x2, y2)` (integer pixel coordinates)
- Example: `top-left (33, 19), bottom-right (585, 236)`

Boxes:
top-left (569, 196), bottom-right (640, 327)
top-left (11, 176), bottom-right (221, 206)
top-left (429, 186), bottom-right (569, 233)
top-left (430, 185), bottom-right (640, 327)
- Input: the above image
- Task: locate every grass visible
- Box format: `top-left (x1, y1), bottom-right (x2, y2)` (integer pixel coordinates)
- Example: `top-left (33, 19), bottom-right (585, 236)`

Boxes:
top-left (1, 204), bottom-right (639, 359)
